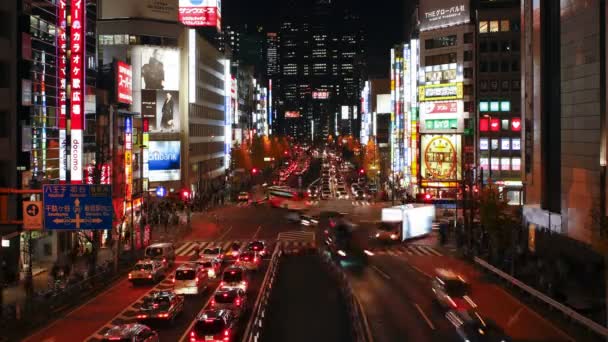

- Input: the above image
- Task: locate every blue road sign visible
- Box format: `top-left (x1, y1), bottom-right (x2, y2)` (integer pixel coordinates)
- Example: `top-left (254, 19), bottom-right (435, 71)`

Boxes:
top-left (43, 184), bottom-right (113, 230)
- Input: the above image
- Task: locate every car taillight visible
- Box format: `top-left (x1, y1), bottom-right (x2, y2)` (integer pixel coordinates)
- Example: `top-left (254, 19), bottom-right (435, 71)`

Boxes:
top-left (224, 329), bottom-right (230, 337)
top-left (137, 314), bottom-right (147, 319)
top-left (241, 281), bottom-right (247, 287)
top-left (148, 274), bottom-right (152, 279)
top-left (220, 281), bottom-right (225, 286)
top-left (195, 277), bottom-right (199, 284)
top-left (235, 298), bottom-right (241, 306)
top-left (158, 313), bottom-right (169, 318)
top-left (128, 273), bottom-right (132, 279)
top-left (163, 258), bottom-right (167, 263)
top-left (210, 299), bottom-right (215, 307)
top-left (190, 330), bottom-right (196, 342)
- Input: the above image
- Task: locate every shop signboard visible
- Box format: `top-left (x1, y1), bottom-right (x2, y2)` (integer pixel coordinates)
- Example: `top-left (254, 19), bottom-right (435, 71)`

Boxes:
top-left (418, 82), bottom-right (463, 102)
top-left (420, 0), bottom-right (470, 32)
top-left (421, 134), bottom-right (461, 182)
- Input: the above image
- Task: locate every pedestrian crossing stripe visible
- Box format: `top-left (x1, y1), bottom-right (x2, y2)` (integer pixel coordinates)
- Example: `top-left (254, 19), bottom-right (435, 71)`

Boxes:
top-left (372, 244), bottom-right (444, 257)
top-left (351, 201), bottom-right (370, 206)
top-left (175, 239), bottom-right (316, 257)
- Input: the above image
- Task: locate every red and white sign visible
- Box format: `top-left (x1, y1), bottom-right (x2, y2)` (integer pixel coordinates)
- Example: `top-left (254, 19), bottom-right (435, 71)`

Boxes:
top-left (511, 118), bottom-right (522, 132)
top-left (116, 61), bottom-right (132, 104)
top-left (179, 0), bottom-right (221, 29)
top-left (421, 101), bottom-right (458, 114)
top-left (313, 91), bottom-right (330, 99)
top-left (70, 0), bottom-right (85, 183)
top-left (57, 0), bottom-right (68, 183)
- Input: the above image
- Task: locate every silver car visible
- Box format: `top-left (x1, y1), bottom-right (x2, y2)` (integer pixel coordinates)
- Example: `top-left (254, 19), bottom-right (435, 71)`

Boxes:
top-left (102, 323), bottom-right (158, 342)
top-left (129, 260), bottom-right (166, 284)
top-left (173, 264), bottom-right (209, 295)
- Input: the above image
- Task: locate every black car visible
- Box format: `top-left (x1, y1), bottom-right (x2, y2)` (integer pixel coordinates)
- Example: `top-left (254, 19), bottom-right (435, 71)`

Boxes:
top-left (136, 290), bottom-right (185, 323)
top-left (446, 310), bottom-right (511, 342)
top-left (245, 240), bottom-right (267, 256)
top-left (189, 309), bottom-right (237, 342)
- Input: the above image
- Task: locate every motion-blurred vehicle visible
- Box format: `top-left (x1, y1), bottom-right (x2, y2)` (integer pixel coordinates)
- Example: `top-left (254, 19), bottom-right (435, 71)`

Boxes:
top-left (237, 192), bottom-right (250, 202)
top-left (196, 259), bottom-right (221, 279)
top-left (129, 259), bottom-right (166, 284)
top-left (355, 190), bottom-right (367, 201)
top-left (136, 290), bottom-right (184, 323)
top-left (372, 221), bottom-right (401, 242)
top-left (144, 242), bottom-right (175, 268)
top-left (300, 215), bottom-right (319, 227)
top-left (446, 310), bottom-right (511, 342)
top-left (236, 251), bottom-right (261, 271)
top-left (173, 264), bottom-right (209, 295)
top-left (102, 323), bottom-right (158, 342)
top-left (210, 287), bottom-right (248, 316)
top-left (431, 268), bottom-right (476, 311)
top-left (220, 266), bottom-right (250, 291)
top-left (200, 246), bottom-right (224, 263)
top-left (245, 240), bottom-right (268, 256)
top-left (324, 218), bottom-right (372, 267)
top-left (223, 242), bottom-right (242, 260)
top-left (189, 309), bottom-right (237, 342)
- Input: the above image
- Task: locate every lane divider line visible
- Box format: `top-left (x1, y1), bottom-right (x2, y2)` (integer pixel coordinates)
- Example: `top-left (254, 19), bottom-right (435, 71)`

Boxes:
top-left (178, 284), bottom-right (218, 342)
top-left (414, 303), bottom-right (435, 330)
top-left (371, 265), bottom-right (391, 280)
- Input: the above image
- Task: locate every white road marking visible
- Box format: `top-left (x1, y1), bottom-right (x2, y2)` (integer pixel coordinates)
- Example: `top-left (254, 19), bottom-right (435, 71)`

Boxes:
top-left (371, 265), bottom-right (391, 280)
top-left (252, 225), bottom-right (263, 239)
top-left (507, 307), bottom-right (523, 327)
top-left (415, 303), bottom-right (435, 330)
top-left (217, 226), bottom-right (233, 241)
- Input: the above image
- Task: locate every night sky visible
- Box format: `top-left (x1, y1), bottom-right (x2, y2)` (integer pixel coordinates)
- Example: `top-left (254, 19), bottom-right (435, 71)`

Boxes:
top-left (223, 0), bottom-right (415, 78)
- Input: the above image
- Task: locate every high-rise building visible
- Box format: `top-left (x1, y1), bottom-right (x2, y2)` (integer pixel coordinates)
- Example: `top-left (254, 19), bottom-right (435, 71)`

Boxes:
top-left (276, 0), bottom-right (366, 141)
top-left (266, 32), bottom-right (280, 78)
top-left (521, 0), bottom-right (604, 244)
top-left (476, 0), bottom-right (522, 203)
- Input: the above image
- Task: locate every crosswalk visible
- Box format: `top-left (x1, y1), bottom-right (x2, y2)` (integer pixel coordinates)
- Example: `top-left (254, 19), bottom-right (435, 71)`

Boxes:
top-left (277, 231), bottom-right (316, 250)
top-left (372, 244), bottom-right (444, 257)
top-left (351, 200), bottom-right (371, 206)
top-left (175, 240), bottom-right (253, 257)
top-left (175, 236), bottom-right (316, 258)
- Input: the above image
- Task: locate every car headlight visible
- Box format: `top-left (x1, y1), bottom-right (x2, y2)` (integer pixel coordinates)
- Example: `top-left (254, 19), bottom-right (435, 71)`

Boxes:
top-left (390, 234), bottom-right (398, 240)
top-left (375, 233), bottom-right (380, 238)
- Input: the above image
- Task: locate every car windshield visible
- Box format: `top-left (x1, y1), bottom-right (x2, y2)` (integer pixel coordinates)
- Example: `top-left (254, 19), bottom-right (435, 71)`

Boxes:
top-left (248, 242), bottom-right (264, 251)
top-left (240, 252), bottom-right (255, 260)
top-left (194, 319), bottom-right (226, 335)
top-left (146, 247), bottom-right (163, 257)
top-left (214, 291), bottom-right (238, 303)
top-left (200, 261), bottom-right (213, 268)
top-left (223, 269), bottom-right (243, 282)
top-left (144, 296), bottom-right (170, 308)
top-left (378, 222), bottom-right (399, 232)
top-left (134, 264), bottom-right (153, 271)
top-left (175, 269), bottom-right (196, 280)
top-left (445, 280), bottom-right (470, 297)
top-left (203, 248), bottom-right (220, 255)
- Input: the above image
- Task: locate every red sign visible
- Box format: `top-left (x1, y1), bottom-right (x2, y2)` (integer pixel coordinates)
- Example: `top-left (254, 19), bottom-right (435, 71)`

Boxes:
top-left (479, 118), bottom-right (489, 132)
top-left (490, 118), bottom-right (500, 132)
top-left (285, 111), bottom-right (300, 118)
top-left (179, 6), bottom-right (220, 28)
top-left (511, 118), bottom-right (522, 132)
top-left (116, 61), bottom-right (132, 104)
top-left (57, 0), bottom-right (68, 182)
top-left (70, 0), bottom-right (85, 183)
top-left (422, 101), bottom-right (458, 114)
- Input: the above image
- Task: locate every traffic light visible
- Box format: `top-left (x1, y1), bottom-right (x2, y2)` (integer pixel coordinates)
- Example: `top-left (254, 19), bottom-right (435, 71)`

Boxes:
top-left (181, 190), bottom-right (191, 201)
top-left (359, 169), bottom-right (365, 174)
top-left (252, 168), bottom-right (258, 175)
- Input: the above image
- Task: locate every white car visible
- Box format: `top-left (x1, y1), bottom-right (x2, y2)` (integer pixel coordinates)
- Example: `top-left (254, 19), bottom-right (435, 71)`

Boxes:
top-left (199, 246), bottom-right (224, 263)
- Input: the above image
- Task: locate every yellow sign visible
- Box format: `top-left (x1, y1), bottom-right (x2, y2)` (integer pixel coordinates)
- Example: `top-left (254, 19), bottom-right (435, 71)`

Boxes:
top-left (528, 224), bottom-right (536, 253)
top-left (421, 134), bottom-right (461, 181)
top-left (418, 82), bottom-right (463, 102)
top-left (23, 201), bottom-right (43, 230)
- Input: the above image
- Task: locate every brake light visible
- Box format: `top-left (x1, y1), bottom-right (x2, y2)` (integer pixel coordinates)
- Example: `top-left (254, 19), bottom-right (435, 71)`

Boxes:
top-left (224, 329), bottom-right (230, 337)
top-left (190, 330), bottom-right (196, 342)
top-left (158, 313), bottom-right (169, 318)
top-left (136, 314), bottom-right (147, 319)
top-left (163, 258), bottom-right (167, 263)
top-left (128, 273), bottom-right (132, 279)
top-left (148, 274), bottom-right (152, 279)
top-left (220, 281), bottom-right (225, 286)
top-left (210, 299), bottom-right (215, 306)
top-left (223, 293), bottom-right (228, 297)
top-left (235, 298), bottom-right (241, 306)
top-left (196, 277), bottom-right (199, 285)
top-left (153, 303), bottom-right (159, 309)
top-left (241, 281), bottom-right (247, 287)
top-left (172, 277), bottom-right (175, 284)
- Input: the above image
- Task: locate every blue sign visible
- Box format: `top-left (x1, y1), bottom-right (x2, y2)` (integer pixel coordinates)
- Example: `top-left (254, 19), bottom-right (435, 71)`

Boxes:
top-left (148, 141), bottom-right (181, 182)
top-left (156, 186), bottom-right (167, 197)
top-left (43, 185), bottom-right (113, 230)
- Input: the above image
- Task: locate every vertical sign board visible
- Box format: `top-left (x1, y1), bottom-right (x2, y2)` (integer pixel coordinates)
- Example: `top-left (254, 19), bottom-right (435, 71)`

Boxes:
top-left (70, 0), bottom-right (85, 183)
top-left (23, 201), bottom-right (43, 230)
top-left (125, 117), bottom-right (133, 201)
top-left (43, 185), bottom-right (113, 230)
top-left (116, 61), bottom-right (133, 104)
top-left (57, 0), bottom-right (68, 183)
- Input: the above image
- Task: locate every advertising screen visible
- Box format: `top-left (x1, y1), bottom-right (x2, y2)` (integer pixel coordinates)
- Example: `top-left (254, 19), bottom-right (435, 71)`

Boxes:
top-left (140, 47), bottom-right (180, 91)
top-left (141, 90), bottom-right (181, 133)
top-left (420, 0), bottom-right (470, 32)
top-left (100, 0), bottom-right (178, 22)
top-left (341, 106), bottom-right (349, 120)
top-left (312, 91), bottom-right (330, 99)
top-left (179, 0), bottom-right (221, 29)
top-left (421, 134), bottom-right (461, 181)
top-left (116, 61), bottom-right (133, 104)
top-left (285, 111), bottom-right (300, 118)
top-left (418, 83), bottom-right (463, 102)
top-left (148, 141), bottom-right (181, 182)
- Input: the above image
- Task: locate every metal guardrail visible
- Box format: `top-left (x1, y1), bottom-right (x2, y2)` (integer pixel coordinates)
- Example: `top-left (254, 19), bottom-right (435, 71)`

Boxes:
top-left (319, 249), bottom-right (374, 342)
top-left (241, 243), bottom-right (283, 342)
top-left (474, 256), bottom-right (608, 338)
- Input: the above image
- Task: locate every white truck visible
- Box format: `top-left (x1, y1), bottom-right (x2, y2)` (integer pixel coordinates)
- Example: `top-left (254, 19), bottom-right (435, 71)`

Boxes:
top-left (376, 204), bottom-right (435, 242)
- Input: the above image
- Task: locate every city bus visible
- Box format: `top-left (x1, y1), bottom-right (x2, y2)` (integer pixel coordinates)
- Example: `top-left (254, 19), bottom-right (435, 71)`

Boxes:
top-left (267, 186), bottom-right (308, 210)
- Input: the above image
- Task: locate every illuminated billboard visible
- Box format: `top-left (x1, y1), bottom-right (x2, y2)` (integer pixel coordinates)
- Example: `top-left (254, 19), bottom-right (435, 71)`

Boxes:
top-left (341, 106), bottom-right (349, 120)
top-left (285, 111), bottom-right (300, 118)
top-left (100, 0), bottom-right (178, 22)
top-left (116, 61), bottom-right (133, 104)
top-left (149, 141), bottom-right (181, 182)
top-left (140, 47), bottom-right (180, 91)
top-left (420, 1), bottom-right (470, 32)
top-left (179, 0), bottom-right (221, 29)
top-left (421, 134), bottom-right (461, 181)
top-left (70, 0), bottom-right (86, 184)
top-left (313, 91), bottom-right (330, 99)
top-left (420, 101), bottom-right (459, 115)
top-left (418, 82), bottom-right (463, 102)
top-left (141, 90), bottom-right (181, 133)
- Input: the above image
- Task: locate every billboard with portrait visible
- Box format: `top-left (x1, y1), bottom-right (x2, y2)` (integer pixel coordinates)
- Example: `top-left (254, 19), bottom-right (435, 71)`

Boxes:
top-left (419, 1), bottom-right (470, 32)
top-left (421, 134), bottom-right (461, 181)
top-left (141, 90), bottom-right (181, 133)
top-left (149, 141), bottom-right (181, 182)
top-left (140, 47), bottom-right (180, 91)
top-left (100, 0), bottom-right (178, 22)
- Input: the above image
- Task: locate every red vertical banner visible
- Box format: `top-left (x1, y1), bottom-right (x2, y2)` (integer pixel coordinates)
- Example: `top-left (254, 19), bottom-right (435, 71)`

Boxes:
top-left (58, 0), bottom-right (68, 183)
top-left (70, 0), bottom-right (85, 183)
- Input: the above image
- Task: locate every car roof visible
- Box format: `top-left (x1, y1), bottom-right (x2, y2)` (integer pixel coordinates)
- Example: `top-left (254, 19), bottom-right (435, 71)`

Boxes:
top-left (225, 266), bottom-right (245, 273)
top-left (177, 264), bottom-right (197, 271)
top-left (197, 309), bottom-right (230, 320)
top-left (104, 323), bottom-right (148, 338)
top-left (148, 290), bottom-right (176, 298)
top-left (215, 287), bottom-right (242, 295)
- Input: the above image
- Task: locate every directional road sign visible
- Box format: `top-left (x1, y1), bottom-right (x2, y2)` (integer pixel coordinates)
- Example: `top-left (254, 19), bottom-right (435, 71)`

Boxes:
top-left (43, 184), bottom-right (113, 230)
top-left (23, 201), bottom-right (43, 230)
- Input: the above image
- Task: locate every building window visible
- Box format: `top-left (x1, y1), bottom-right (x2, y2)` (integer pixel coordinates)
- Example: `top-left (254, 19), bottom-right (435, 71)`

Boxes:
top-left (490, 80), bottom-right (499, 91)
top-left (501, 119), bottom-right (510, 131)
top-left (501, 80), bottom-right (510, 91)
top-left (512, 138), bottom-right (521, 150)
top-left (425, 53), bottom-right (457, 66)
top-left (480, 138), bottom-right (489, 150)
top-left (501, 158), bottom-right (511, 170)
top-left (464, 32), bottom-right (473, 44)
top-left (511, 60), bottom-right (520, 72)
top-left (490, 21), bottom-right (499, 32)
top-left (480, 118), bottom-right (489, 131)
top-left (511, 39), bottom-right (520, 51)
top-left (480, 41), bottom-right (487, 53)
top-left (491, 157), bottom-right (500, 170)
top-left (512, 80), bottom-right (521, 90)
top-left (464, 50), bottom-right (473, 62)
top-left (425, 35), bottom-right (457, 49)
top-left (464, 85), bottom-right (473, 96)
top-left (480, 158), bottom-right (489, 170)
top-left (479, 21), bottom-right (488, 33)
top-left (490, 41), bottom-right (499, 52)
top-left (512, 158), bottom-right (521, 171)
top-left (502, 41), bottom-right (511, 52)
top-left (480, 80), bottom-right (488, 91)
top-left (464, 67), bottom-right (473, 78)
top-left (511, 20), bottom-right (521, 32)
top-left (490, 119), bottom-right (500, 132)
top-left (500, 20), bottom-right (510, 32)
top-left (501, 60), bottom-right (510, 72)
top-left (480, 61), bottom-right (488, 72)
top-left (501, 138), bottom-right (510, 150)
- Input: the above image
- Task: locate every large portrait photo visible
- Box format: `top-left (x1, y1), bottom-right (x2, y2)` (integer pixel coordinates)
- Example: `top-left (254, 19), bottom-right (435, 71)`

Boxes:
top-left (140, 47), bottom-right (180, 91)
top-left (155, 90), bottom-right (180, 133)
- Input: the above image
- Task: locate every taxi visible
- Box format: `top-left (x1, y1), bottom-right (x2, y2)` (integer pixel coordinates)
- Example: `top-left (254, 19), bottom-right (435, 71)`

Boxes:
top-left (128, 259), bottom-right (166, 284)
top-left (136, 290), bottom-right (185, 323)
